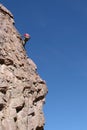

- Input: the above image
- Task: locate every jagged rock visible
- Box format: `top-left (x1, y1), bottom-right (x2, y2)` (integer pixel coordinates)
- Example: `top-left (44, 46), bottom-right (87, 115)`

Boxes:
top-left (0, 3), bottom-right (48, 130)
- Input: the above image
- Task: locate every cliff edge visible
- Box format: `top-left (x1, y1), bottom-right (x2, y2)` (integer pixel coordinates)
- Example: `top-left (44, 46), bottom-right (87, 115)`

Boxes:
top-left (0, 4), bottom-right (48, 130)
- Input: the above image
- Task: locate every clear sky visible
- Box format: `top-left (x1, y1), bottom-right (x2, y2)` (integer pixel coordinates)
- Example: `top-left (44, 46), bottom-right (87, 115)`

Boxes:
top-left (1, 0), bottom-right (87, 130)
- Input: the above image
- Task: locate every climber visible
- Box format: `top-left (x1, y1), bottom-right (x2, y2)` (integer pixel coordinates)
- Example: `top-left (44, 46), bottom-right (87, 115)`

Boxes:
top-left (23, 33), bottom-right (31, 46)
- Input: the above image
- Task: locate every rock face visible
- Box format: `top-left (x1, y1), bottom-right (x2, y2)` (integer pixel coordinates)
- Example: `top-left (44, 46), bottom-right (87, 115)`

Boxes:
top-left (0, 4), bottom-right (47, 130)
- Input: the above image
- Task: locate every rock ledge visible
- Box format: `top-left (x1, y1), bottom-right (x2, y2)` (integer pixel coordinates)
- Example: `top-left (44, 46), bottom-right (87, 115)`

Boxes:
top-left (0, 4), bottom-right (47, 130)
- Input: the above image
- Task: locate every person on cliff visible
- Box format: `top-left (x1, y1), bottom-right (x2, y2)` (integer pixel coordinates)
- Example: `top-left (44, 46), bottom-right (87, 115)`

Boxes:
top-left (23, 33), bottom-right (31, 47)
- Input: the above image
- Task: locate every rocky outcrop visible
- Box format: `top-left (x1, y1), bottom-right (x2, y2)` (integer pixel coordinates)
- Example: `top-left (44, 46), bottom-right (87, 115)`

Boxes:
top-left (0, 4), bottom-right (47, 130)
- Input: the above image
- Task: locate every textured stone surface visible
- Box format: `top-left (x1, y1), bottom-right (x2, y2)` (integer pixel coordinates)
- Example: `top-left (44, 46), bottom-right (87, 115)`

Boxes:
top-left (0, 4), bottom-right (48, 130)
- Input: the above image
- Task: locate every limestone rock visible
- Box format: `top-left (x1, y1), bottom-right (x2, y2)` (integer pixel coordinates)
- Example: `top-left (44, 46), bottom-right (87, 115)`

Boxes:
top-left (0, 3), bottom-right (48, 130)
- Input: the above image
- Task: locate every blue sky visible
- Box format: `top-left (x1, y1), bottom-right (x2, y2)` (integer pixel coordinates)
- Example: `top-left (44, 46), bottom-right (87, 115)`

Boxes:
top-left (1, 0), bottom-right (87, 130)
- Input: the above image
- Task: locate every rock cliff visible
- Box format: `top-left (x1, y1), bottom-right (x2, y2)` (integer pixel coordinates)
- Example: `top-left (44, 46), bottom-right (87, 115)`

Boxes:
top-left (0, 4), bottom-right (47, 130)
